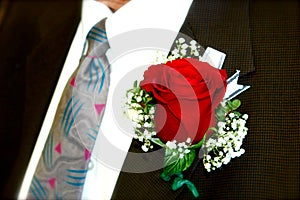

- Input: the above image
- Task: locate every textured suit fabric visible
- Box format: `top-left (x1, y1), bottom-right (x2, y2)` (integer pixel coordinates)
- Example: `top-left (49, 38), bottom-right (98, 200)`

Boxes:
top-left (112, 0), bottom-right (299, 199)
top-left (0, 0), bottom-right (81, 198)
top-left (0, 0), bottom-right (299, 199)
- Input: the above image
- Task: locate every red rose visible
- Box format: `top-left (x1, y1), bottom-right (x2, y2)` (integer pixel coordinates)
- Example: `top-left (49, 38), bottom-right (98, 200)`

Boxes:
top-left (140, 58), bottom-right (227, 144)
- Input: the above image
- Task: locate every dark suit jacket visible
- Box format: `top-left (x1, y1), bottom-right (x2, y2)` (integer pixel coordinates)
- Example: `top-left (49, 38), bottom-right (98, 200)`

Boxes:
top-left (112, 0), bottom-right (300, 199)
top-left (1, 0), bottom-right (299, 199)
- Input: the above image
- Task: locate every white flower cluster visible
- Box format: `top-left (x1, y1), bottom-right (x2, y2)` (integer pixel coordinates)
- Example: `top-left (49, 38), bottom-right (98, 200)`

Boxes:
top-left (126, 89), bottom-right (156, 152)
top-left (166, 138), bottom-right (192, 159)
top-left (153, 38), bottom-right (203, 64)
top-left (170, 38), bottom-right (203, 60)
top-left (203, 112), bottom-right (249, 172)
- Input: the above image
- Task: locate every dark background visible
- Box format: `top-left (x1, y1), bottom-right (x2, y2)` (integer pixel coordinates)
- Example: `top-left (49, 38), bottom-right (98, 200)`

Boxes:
top-left (0, 0), bottom-right (81, 198)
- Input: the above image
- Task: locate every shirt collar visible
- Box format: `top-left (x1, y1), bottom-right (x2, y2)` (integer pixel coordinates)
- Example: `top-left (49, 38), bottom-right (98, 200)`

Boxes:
top-left (106, 0), bottom-right (193, 51)
top-left (81, 1), bottom-right (112, 39)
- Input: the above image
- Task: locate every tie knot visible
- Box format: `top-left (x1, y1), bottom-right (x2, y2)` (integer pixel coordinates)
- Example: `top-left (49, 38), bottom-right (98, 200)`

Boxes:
top-left (85, 18), bottom-right (109, 56)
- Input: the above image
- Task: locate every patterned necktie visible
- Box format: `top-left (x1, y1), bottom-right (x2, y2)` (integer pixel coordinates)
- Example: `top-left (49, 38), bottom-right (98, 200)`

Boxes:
top-left (27, 18), bottom-right (110, 199)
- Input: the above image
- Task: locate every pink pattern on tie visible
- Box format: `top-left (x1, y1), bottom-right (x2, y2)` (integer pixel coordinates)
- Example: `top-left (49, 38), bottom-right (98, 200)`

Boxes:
top-left (70, 76), bottom-right (76, 87)
top-left (84, 148), bottom-right (91, 161)
top-left (94, 104), bottom-right (105, 115)
top-left (55, 142), bottom-right (62, 154)
top-left (86, 55), bottom-right (98, 59)
top-left (48, 178), bottom-right (56, 189)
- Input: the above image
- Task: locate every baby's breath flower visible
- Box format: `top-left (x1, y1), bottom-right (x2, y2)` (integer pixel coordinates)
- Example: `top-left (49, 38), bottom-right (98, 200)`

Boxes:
top-left (184, 149), bottom-right (190, 154)
top-left (166, 139), bottom-right (192, 160)
top-left (138, 136), bottom-right (144, 142)
top-left (190, 45), bottom-right (197, 51)
top-left (138, 114), bottom-right (144, 121)
top-left (239, 148), bottom-right (245, 155)
top-left (149, 107), bottom-right (155, 114)
top-left (186, 137), bottom-right (192, 144)
top-left (190, 40), bottom-right (197, 45)
top-left (166, 141), bottom-right (177, 149)
top-left (127, 109), bottom-right (140, 122)
top-left (181, 43), bottom-right (189, 49)
top-left (193, 51), bottom-right (200, 57)
top-left (178, 38), bottom-right (185, 43)
top-left (203, 105), bottom-right (248, 172)
top-left (139, 90), bottom-right (144, 96)
top-left (144, 122), bottom-right (151, 128)
top-left (242, 114), bottom-right (249, 120)
top-left (127, 92), bottom-right (134, 100)
top-left (206, 155), bottom-right (211, 160)
top-left (180, 49), bottom-right (187, 55)
top-left (178, 142), bottom-right (185, 147)
top-left (136, 96), bottom-right (142, 102)
top-left (142, 145), bottom-right (149, 152)
top-left (229, 112), bottom-right (235, 118)
top-left (204, 163), bottom-right (211, 172)
top-left (231, 121), bottom-right (237, 130)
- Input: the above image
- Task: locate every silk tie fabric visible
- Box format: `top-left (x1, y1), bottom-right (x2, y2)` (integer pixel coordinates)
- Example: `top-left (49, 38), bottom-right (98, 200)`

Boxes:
top-left (27, 18), bottom-right (110, 199)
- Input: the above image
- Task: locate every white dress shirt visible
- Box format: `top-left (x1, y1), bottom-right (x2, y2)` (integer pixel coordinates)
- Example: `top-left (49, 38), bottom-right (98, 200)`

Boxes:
top-left (18, 0), bottom-right (193, 199)
top-left (83, 0), bottom-right (193, 199)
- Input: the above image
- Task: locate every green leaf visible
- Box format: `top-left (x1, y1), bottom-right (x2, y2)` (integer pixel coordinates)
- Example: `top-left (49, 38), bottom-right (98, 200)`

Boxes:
top-left (190, 134), bottom-right (206, 149)
top-left (132, 87), bottom-right (139, 94)
top-left (133, 80), bottom-right (138, 88)
top-left (145, 96), bottom-right (154, 104)
top-left (143, 106), bottom-right (148, 113)
top-left (163, 148), bottom-right (196, 175)
top-left (231, 99), bottom-right (241, 110)
top-left (225, 106), bottom-right (231, 113)
top-left (142, 96), bottom-right (146, 102)
top-left (233, 111), bottom-right (242, 117)
top-left (227, 100), bottom-right (233, 110)
top-left (216, 108), bottom-right (225, 121)
top-left (151, 138), bottom-right (165, 147)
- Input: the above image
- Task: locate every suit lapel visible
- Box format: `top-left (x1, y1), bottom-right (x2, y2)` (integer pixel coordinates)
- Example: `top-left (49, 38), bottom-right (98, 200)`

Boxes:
top-left (180, 0), bottom-right (254, 77)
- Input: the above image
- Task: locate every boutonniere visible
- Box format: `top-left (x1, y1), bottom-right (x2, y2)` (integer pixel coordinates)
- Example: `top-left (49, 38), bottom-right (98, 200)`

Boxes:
top-left (125, 38), bottom-right (249, 198)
